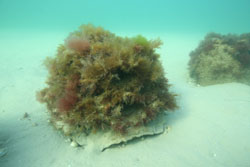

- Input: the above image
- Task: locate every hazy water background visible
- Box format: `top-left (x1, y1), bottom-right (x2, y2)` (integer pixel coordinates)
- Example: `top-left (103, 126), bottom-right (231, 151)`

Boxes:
top-left (1, 0), bottom-right (250, 33)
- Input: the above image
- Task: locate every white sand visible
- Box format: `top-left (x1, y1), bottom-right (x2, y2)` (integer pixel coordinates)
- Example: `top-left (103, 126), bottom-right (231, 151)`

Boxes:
top-left (0, 30), bottom-right (250, 167)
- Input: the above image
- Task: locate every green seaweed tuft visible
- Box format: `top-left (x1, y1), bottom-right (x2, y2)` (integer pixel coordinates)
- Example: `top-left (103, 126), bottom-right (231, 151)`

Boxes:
top-left (133, 35), bottom-right (150, 47)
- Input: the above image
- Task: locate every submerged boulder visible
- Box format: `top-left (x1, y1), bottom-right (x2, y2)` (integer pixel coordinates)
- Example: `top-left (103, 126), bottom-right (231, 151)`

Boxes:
top-left (188, 32), bottom-right (250, 86)
top-left (37, 24), bottom-right (177, 150)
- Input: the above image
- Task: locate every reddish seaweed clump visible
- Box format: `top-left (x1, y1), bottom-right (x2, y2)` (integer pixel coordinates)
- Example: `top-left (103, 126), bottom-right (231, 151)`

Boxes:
top-left (65, 36), bottom-right (90, 52)
top-left (57, 92), bottom-right (78, 112)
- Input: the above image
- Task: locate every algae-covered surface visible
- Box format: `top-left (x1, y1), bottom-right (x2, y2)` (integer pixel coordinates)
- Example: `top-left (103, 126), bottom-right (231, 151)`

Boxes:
top-left (189, 33), bottom-right (250, 86)
top-left (37, 24), bottom-right (177, 139)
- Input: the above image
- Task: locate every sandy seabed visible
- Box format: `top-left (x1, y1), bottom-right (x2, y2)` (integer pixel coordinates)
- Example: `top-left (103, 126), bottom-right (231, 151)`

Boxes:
top-left (0, 30), bottom-right (250, 167)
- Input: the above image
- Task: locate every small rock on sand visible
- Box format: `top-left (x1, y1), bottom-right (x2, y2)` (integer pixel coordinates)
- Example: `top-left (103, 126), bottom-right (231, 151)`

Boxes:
top-left (23, 112), bottom-right (29, 119)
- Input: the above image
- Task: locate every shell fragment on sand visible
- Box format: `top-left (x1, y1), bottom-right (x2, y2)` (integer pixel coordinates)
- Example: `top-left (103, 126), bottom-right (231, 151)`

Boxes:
top-left (70, 141), bottom-right (80, 148)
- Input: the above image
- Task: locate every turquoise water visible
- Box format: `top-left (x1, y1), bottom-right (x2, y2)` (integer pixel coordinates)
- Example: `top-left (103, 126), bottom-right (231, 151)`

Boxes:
top-left (1, 1), bottom-right (250, 167)
top-left (1, 0), bottom-right (250, 33)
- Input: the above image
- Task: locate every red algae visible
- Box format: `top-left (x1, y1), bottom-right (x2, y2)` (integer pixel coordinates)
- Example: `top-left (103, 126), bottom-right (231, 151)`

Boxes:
top-left (57, 92), bottom-right (78, 112)
top-left (65, 36), bottom-right (90, 52)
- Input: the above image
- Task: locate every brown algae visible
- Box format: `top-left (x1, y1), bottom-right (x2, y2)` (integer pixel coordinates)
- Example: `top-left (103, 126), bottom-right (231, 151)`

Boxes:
top-left (189, 32), bottom-right (250, 86)
top-left (37, 24), bottom-right (177, 136)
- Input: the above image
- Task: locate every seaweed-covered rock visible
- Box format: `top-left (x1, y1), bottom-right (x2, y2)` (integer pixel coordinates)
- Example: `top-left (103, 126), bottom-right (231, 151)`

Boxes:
top-left (37, 24), bottom-right (177, 138)
top-left (189, 32), bottom-right (250, 86)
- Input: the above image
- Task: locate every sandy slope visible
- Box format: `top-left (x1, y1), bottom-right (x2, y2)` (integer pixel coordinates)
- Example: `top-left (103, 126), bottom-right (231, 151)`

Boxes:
top-left (0, 31), bottom-right (250, 167)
